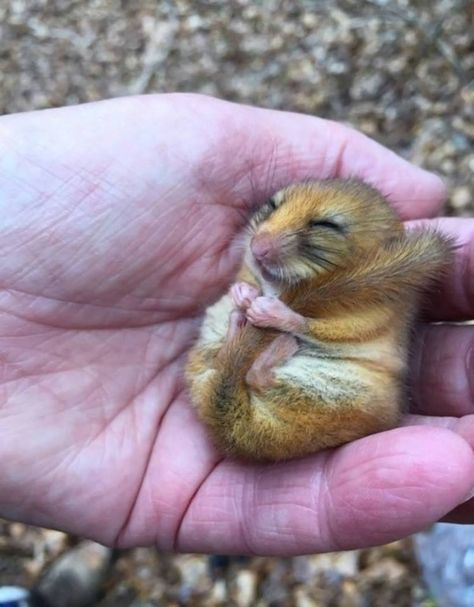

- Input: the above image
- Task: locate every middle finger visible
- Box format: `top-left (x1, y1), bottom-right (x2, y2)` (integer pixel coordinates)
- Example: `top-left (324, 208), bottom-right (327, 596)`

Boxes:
top-left (410, 323), bottom-right (474, 417)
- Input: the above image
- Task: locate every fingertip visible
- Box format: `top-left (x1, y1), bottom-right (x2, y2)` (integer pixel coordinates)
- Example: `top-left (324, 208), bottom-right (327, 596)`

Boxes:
top-left (392, 426), bottom-right (473, 480)
top-left (415, 171), bottom-right (447, 216)
top-left (368, 426), bottom-right (473, 496)
top-left (269, 110), bottom-right (448, 220)
top-left (371, 163), bottom-right (447, 220)
top-left (426, 171), bottom-right (448, 205)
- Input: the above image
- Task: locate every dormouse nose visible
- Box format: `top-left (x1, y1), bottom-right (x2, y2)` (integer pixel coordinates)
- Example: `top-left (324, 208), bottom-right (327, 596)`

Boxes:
top-left (251, 232), bottom-right (276, 261)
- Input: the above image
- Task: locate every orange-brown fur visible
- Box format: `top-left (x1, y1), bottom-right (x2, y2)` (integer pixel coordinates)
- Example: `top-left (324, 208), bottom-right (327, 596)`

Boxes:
top-left (186, 179), bottom-right (453, 461)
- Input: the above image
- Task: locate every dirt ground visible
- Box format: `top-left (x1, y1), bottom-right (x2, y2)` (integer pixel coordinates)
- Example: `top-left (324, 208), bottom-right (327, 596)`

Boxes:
top-left (0, 0), bottom-right (472, 605)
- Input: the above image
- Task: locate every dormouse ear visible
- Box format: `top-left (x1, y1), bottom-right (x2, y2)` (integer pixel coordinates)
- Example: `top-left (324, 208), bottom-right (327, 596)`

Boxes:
top-left (267, 196), bottom-right (277, 210)
top-left (268, 189), bottom-right (286, 208)
top-left (250, 189), bottom-right (287, 226)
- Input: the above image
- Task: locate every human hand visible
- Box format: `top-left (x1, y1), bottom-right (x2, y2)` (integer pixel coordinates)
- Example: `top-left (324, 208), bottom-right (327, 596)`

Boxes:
top-left (0, 94), bottom-right (472, 554)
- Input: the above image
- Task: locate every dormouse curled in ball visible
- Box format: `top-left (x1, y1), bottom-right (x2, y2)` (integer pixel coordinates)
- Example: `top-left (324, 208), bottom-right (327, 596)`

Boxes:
top-left (186, 179), bottom-right (453, 461)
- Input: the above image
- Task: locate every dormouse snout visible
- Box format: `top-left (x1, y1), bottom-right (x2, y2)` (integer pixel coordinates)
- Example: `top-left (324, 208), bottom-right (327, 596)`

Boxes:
top-left (251, 232), bottom-right (281, 263)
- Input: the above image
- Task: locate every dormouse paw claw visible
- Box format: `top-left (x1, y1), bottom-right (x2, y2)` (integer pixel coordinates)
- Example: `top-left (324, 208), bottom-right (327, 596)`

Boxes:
top-left (230, 281), bottom-right (260, 311)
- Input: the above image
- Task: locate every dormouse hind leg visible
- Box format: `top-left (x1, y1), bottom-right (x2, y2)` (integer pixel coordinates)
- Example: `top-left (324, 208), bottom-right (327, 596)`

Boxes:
top-left (246, 333), bottom-right (299, 392)
top-left (226, 309), bottom-right (247, 340)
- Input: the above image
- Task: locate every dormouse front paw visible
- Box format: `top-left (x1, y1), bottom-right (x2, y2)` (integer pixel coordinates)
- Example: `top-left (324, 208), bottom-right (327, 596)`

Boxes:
top-left (246, 296), bottom-right (305, 332)
top-left (230, 281), bottom-right (260, 311)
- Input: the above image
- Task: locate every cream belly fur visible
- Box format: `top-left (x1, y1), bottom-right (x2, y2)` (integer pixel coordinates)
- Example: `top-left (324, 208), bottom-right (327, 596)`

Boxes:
top-left (197, 294), bottom-right (233, 346)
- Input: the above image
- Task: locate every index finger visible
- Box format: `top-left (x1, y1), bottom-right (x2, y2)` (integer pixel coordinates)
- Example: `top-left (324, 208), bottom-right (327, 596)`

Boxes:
top-left (0, 94), bottom-right (446, 222)
top-left (239, 102), bottom-right (447, 219)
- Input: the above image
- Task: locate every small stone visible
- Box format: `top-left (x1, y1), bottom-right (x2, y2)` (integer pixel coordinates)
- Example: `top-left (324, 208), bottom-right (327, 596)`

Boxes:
top-left (363, 557), bottom-right (406, 582)
top-left (186, 14), bottom-right (204, 30)
top-left (302, 13), bottom-right (318, 28)
top-left (293, 551), bottom-right (359, 582)
top-left (209, 578), bottom-right (227, 603)
top-left (9, 524), bottom-right (25, 540)
top-left (451, 186), bottom-right (471, 209)
top-left (234, 569), bottom-right (257, 607)
top-left (34, 541), bottom-right (112, 607)
top-left (294, 586), bottom-right (317, 607)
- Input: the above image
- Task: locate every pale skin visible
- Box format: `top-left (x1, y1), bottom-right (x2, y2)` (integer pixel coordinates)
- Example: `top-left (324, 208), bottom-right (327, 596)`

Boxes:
top-left (0, 94), bottom-right (473, 555)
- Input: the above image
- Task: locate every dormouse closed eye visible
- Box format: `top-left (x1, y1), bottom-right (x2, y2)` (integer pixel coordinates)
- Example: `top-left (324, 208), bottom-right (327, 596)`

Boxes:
top-left (308, 219), bottom-right (344, 232)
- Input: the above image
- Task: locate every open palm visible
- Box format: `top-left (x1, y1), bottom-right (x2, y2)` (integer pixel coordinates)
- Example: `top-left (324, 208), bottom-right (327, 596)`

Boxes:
top-left (0, 94), bottom-right (472, 555)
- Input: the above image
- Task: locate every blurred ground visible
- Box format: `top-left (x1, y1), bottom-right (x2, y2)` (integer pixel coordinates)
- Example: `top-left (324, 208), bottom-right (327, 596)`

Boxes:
top-left (0, 521), bottom-right (432, 606)
top-left (1, 0), bottom-right (473, 214)
top-left (0, 0), bottom-right (472, 605)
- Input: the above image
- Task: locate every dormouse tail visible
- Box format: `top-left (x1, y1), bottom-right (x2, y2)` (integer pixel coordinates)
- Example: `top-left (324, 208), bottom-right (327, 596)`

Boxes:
top-left (300, 228), bottom-right (455, 310)
top-left (213, 323), bottom-right (272, 399)
top-left (205, 324), bottom-right (275, 457)
top-left (371, 229), bottom-right (455, 299)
